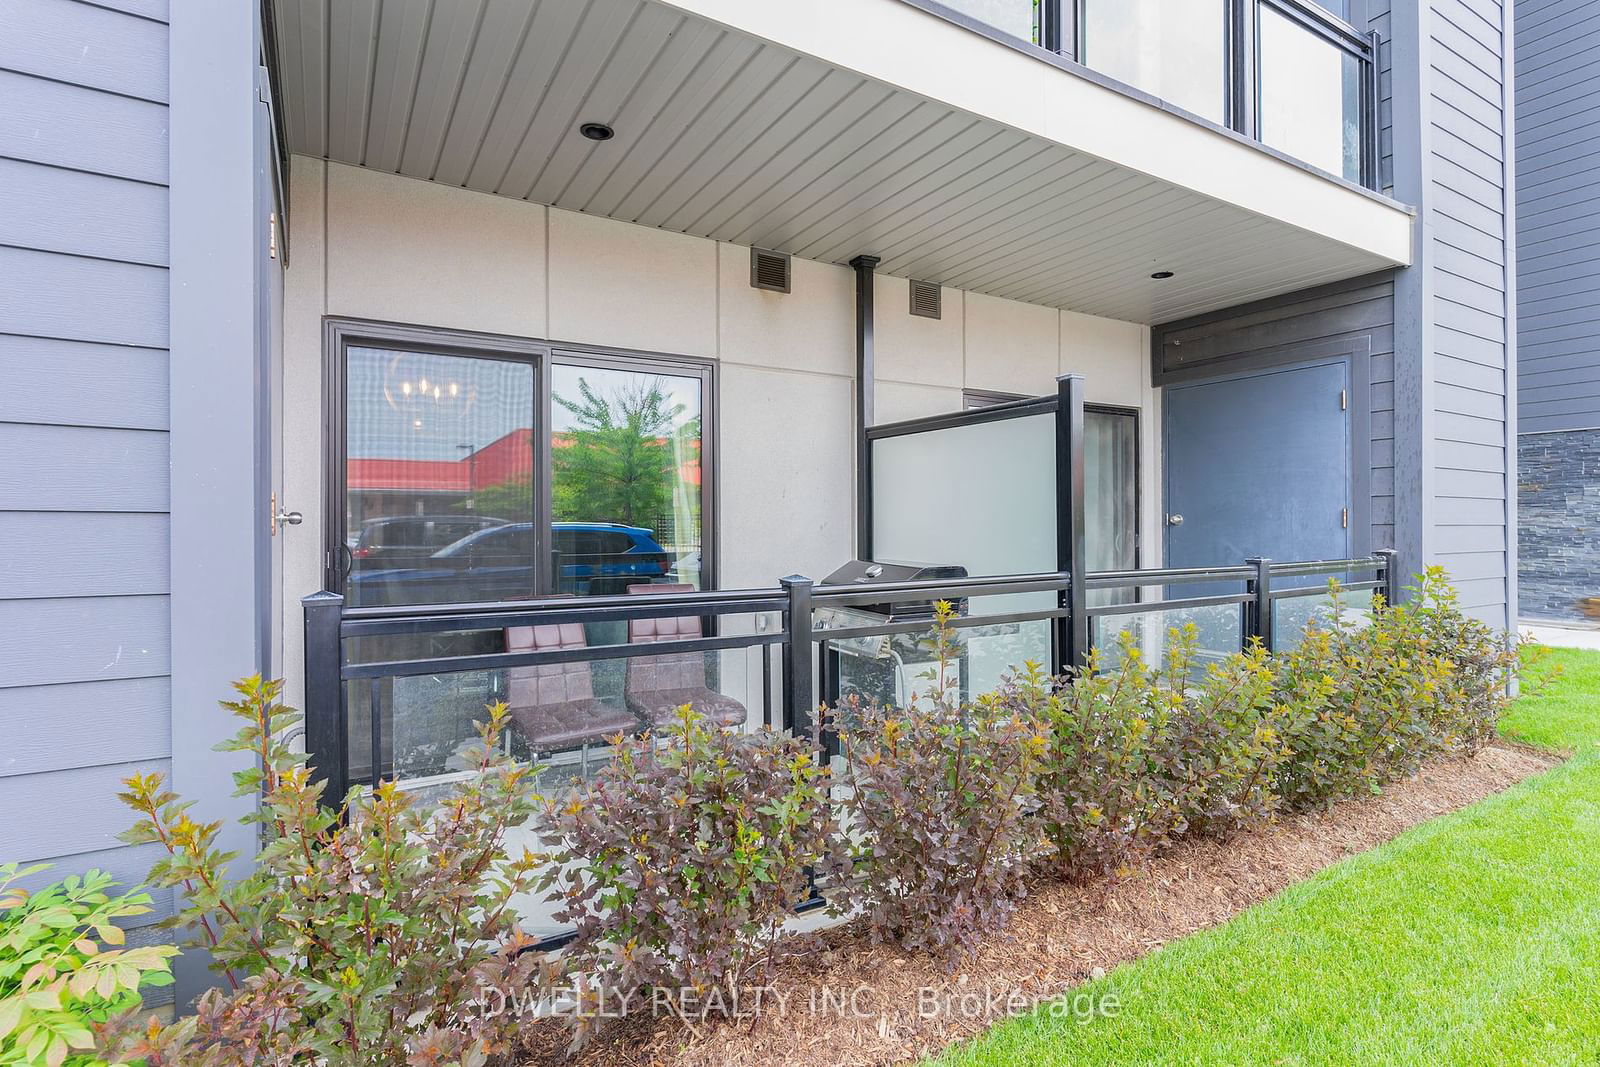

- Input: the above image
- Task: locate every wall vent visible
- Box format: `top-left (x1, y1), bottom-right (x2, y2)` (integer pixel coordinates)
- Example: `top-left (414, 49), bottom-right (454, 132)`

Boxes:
top-left (910, 279), bottom-right (942, 319)
top-left (750, 248), bottom-right (791, 293)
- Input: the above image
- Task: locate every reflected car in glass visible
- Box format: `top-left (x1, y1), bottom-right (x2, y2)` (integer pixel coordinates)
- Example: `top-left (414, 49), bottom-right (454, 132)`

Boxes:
top-left (349, 514), bottom-right (508, 573)
top-left (348, 521), bottom-right (675, 605)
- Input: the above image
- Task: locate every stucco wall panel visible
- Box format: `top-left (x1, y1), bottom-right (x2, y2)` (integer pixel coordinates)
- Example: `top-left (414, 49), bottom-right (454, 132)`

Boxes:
top-left (963, 291), bottom-right (1058, 395)
top-left (327, 164), bottom-right (546, 337)
top-left (548, 208), bottom-right (717, 356)
top-left (717, 243), bottom-right (855, 375)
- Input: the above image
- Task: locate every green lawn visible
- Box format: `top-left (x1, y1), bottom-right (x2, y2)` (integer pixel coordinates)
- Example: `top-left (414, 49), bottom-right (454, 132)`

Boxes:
top-left (934, 646), bottom-right (1600, 1067)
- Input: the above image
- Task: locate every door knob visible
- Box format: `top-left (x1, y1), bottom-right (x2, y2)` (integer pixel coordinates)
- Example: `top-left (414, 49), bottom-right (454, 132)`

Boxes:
top-left (1166, 514), bottom-right (1184, 527)
top-left (271, 490), bottom-right (302, 535)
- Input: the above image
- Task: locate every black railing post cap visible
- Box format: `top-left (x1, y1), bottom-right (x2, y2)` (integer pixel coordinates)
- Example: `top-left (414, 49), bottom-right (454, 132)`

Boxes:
top-left (779, 574), bottom-right (814, 588)
top-left (303, 589), bottom-right (344, 606)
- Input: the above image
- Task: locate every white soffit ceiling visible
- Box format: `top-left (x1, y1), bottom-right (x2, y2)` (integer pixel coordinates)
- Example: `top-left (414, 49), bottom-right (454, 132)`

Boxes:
top-left (271, 0), bottom-right (1412, 324)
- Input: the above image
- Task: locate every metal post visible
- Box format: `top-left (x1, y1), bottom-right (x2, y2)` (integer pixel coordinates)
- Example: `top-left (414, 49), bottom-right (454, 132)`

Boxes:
top-left (780, 575), bottom-right (815, 740)
top-left (1056, 374), bottom-right (1089, 673)
top-left (1375, 548), bottom-right (1400, 610)
top-left (1247, 557), bottom-right (1274, 653)
top-left (301, 590), bottom-right (347, 805)
top-left (850, 254), bottom-right (880, 559)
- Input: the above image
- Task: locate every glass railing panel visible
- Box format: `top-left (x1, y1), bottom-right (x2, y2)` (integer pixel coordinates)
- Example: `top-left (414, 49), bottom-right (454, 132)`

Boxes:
top-left (1081, 0), bottom-right (1228, 125)
top-left (1272, 585), bottom-right (1376, 653)
top-left (1090, 600), bottom-right (1244, 673)
top-left (1257, 3), bottom-right (1364, 182)
top-left (941, 0), bottom-right (1041, 43)
top-left (344, 640), bottom-right (774, 794)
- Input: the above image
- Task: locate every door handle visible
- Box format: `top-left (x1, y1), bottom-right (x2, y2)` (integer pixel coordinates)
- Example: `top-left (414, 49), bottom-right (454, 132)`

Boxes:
top-left (1166, 514), bottom-right (1184, 527)
top-left (269, 492), bottom-right (302, 536)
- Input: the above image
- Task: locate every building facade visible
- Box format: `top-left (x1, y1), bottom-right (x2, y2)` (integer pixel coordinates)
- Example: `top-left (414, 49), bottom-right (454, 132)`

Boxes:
top-left (1515, 0), bottom-right (1600, 623)
top-left (1, 0), bottom-right (1518, 1006)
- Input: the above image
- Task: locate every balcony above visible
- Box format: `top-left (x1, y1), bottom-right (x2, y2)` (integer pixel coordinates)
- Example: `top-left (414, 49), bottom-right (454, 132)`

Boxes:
top-left (270, 0), bottom-right (1413, 323)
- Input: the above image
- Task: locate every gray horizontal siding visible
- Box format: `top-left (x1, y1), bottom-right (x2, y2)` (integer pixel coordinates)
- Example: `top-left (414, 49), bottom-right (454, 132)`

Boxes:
top-left (0, 247), bottom-right (168, 348)
top-left (1372, 1), bottom-right (1396, 195)
top-left (0, 595), bottom-right (170, 689)
top-left (0, 759), bottom-right (171, 865)
top-left (0, 70), bottom-right (169, 184)
top-left (0, 677), bottom-right (171, 779)
top-left (0, 159), bottom-right (169, 266)
top-left (0, 336), bottom-right (168, 430)
top-left (1430, 0), bottom-right (1512, 622)
top-left (0, 0), bottom-right (171, 907)
top-left (0, 513), bottom-right (169, 598)
top-left (0, 0), bottom-right (168, 102)
top-left (1515, 0), bottom-right (1600, 433)
top-left (0, 423), bottom-right (169, 511)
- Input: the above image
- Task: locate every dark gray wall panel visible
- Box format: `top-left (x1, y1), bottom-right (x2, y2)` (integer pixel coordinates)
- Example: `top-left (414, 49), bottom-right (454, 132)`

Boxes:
top-left (0, 513), bottom-right (169, 598)
top-left (0, 424), bottom-right (169, 511)
top-left (0, 248), bottom-right (168, 348)
top-left (0, 595), bottom-right (170, 689)
top-left (1371, 1), bottom-right (1396, 194)
top-left (0, 0), bottom-right (169, 102)
top-left (0, 71), bottom-right (169, 184)
top-left (1515, 0), bottom-right (1600, 433)
top-left (1152, 272), bottom-right (1396, 554)
top-left (0, 160), bottom-right (169, 266)
top-left (0, 676), bottom-right (171, 778)
top-left (0, 336), bottom-right (168, 430)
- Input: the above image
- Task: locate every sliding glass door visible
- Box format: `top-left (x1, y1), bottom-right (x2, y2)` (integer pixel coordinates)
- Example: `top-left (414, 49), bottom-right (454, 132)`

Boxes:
top-left (328, 323), bottom-right (716, 786)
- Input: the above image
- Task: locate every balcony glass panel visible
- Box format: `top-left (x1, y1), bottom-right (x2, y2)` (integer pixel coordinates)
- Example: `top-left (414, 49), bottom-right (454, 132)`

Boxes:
top-left (942, 0), bottom-right (1040, 43)
top-left (871, 412), bottom-right (1056, 696)
top-left (1258, 4), bottom-right (1363, 182)
top-left (1091, 601), bottom-right (1244, 673)
top-left (1272, 585), bottom-right (1375, 652)
top-left (1081, 0), bottom-right (1227, 125)
top-left (344, 641), bottom-right (773, 791)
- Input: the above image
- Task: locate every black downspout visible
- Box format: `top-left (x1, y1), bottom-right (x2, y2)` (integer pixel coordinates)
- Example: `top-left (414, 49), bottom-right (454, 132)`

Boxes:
top-left (850, 255), bottom-right (880, 560)
top-left (1056, 373), bottom-right (1088, 673)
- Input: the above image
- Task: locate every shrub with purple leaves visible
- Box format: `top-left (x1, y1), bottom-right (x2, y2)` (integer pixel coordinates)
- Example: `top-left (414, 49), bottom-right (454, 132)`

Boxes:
top-left (538, 706), bottom-right (840, 1047)
top-left (831, 603), bottom-right (1047, 963)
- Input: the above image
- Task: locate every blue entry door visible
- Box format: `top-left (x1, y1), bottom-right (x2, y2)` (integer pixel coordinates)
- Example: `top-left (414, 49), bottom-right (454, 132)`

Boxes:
top-left (1164, 360), bottom-right (1351, 572)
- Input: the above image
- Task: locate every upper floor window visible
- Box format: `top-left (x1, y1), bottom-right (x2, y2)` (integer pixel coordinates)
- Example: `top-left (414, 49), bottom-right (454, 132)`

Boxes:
top-left (922, 0), bottom-right (1377, 189)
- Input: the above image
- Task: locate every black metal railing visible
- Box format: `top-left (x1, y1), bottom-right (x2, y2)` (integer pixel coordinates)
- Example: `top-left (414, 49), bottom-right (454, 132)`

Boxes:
top-left (301, 550), bottom-right (1399, 802)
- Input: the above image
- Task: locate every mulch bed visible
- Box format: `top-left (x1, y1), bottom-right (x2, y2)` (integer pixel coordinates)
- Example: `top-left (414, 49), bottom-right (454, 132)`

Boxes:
top-left (516, 742), bottom-right (1559, 1067)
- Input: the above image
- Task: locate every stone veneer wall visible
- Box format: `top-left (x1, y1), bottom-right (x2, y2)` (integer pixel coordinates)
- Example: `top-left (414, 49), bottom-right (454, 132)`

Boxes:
top-left (1519, 428), bottom-right (1600, 622)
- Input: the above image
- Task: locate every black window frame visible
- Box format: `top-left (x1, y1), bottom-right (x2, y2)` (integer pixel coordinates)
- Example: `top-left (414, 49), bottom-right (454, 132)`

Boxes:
top-left (906, 0), bottom-right (1379, 190)
top-left (322, 318), bottom-right (718, 601)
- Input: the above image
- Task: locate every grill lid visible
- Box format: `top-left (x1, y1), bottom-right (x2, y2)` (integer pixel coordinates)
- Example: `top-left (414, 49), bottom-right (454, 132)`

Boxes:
top-left (820, 558), bottom-right (968, 620)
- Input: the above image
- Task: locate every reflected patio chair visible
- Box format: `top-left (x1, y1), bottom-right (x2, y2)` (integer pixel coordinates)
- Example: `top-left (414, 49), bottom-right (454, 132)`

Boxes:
top-left (623, 583), bottom-right (748, 729)
top-left (503, 622), bottom-right (638, 771)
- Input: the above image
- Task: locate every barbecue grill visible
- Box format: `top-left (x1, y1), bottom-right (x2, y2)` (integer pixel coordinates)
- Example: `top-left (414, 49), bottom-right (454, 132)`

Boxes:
top-left (814, 558), bottom-right (970, 717)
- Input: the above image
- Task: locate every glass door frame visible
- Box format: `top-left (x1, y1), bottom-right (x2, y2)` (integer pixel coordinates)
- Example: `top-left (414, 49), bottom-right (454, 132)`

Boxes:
top-left (321, 318), bottom-right (719, 600)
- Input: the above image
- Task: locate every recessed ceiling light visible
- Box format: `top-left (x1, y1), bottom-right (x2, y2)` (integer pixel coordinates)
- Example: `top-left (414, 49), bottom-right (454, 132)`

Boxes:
top-left (1151, 270), bottom-right (1175, 280)
top-left (579, 122), bottom-right (615, 141)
